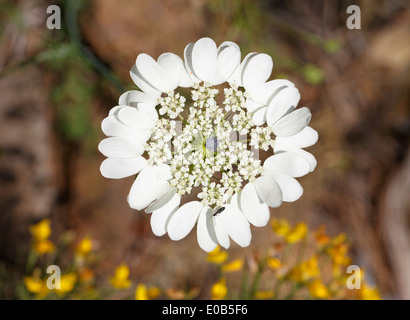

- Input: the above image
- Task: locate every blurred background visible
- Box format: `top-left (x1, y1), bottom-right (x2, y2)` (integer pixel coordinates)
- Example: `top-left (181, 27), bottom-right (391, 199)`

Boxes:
top-left (0, 0), bottom-right (409, 299)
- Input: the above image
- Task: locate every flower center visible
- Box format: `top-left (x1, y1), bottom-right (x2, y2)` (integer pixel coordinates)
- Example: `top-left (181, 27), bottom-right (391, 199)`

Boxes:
top-left (205, 136), bottom-right (218, 153)
top-left (146, 83), bottom-right (276, 208)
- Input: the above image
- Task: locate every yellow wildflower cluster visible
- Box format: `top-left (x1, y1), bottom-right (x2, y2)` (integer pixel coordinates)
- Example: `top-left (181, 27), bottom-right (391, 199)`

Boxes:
top-left (272, 219), bottom-right (308, 244)
top-left (203, 219), bottom-right (382, 300)
top-left (17, 218), bottom-right (382, 300)
top-left (21, 219), bottom-right (140, 300)
top-left (24, 271), bottom-right (78, 299)
top-left (22, 220), bottom-right (100, 299)
top-left (30, 219), bottom-right (55, 255)
top-left (23, 219), bottom-right (167, 300)
top-left (207, 246), bottom-right (245, 299)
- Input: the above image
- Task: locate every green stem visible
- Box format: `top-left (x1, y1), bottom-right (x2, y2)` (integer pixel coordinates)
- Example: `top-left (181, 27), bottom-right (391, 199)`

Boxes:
top-left (239, 259), bottom-right (249, 299)
top-left (249, 252), bottom-right (267, 298)
top-left (25, 247), bottom-right (38, 274)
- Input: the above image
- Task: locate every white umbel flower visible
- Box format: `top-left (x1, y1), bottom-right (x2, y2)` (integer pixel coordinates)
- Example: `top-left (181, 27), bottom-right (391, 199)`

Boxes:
top-left (99, 37), bottom-right (318, 252)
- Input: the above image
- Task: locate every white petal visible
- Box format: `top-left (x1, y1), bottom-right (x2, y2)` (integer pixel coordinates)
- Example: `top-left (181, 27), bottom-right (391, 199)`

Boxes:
top-left (117, 106), bottom-right (155, 130)
top-left (272, 107), bottom-right (311, 137)
top-left (254, 176), bottom-right (283, 208)
top-left (241, 183), bottom-right (270, 227)
top-left (154, 164), bottom-right (172, 181)
top-left (137, 103), bottom-right (159, 122)
top-left (197, 206), bottom-right (218, 252)
top-left (108, 105), bottom-right (124, 116)
top-left (157, 53), bottom-right (182, 91)
top-left (212, 41), bottom-right (241, 85)
top-left (263, 152), bottom-right (311, 177)
top-left (242, 53), bottom-right (273, 90)
top-left (229, 193), bottom-right (242, 210)
top-left (245, 98), bottom-right (264, 113)
top-left (264, 172), bottom-right (303, 202)
top-left (266, 87), bottom-right (301, 125)
top-left (167, 201), bottom-right (203, 241)
top-left (136, 53), bottom-right (173, 92)
top-left (152, 179), bottom-right (170, 203)
top-left (118, 90), bottom-right (157, 107)
top-left (130, 65), bottom-right (161, 98)
top-left (213, 214), bottom-right (230, 249)
top-left (274, 145), bottom-right (317, 172)
top-left (100, 156), bottom-right (147, 179)
top-left (101, 116), bottom-right (151, 143)
top-left (227, 64), bottom-right (241, 86)
top-left (146, 187), bottom-right (176, 213)
top-left (98, 137), bottom-right (143, 158)
top-left (150, 193), bottom-right (180, 236)
top-left (219, 204), bottom-right (251, 248)
top-left (179, 63), bottom-right (195, 87)
top-left (252, 106), bottom-right (267, 125)
top-left (247, 79), bottom-right (295, 104)
top-left (191, 37), bottom-right (218, 82)
top-left (275, 126), bottom-right (318, 149)
top-left (184, 42), bottom-right (201, 83)
top-left (127, 166), bottom-right (158, 210)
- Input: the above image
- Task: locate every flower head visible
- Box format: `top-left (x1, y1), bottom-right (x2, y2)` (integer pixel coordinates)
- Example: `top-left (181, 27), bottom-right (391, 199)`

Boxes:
top-left (285, 222), bottom-right (308, 244)
top-left (308, 279), bottom-right (330, 299)
top-left (33, 239), bottom-right (55, 255)
top-left (135, 284), bottom-right (161, 300)
top-left (289, 256), bottom-right (320, 283)
top-left (30, 219), bottom-right (55, 255)
top-left (24, 276), bottom-right (50, 299)
top-left (207, 246), bottom-right (228, 264)
top-left (221, 259), bottom-right (243, 273)
top-left (76, 237), bottom-right (93, 257)
top-left (57, 273), bottom-right (77, 295)
top-left (211, 278), bottom-right (228, 300)
top-left (99, 37), bottom-right (318, 251)
top-left (30, 219), bottom-right (52, 242)
top-left (357, 283), bottom-right (381, 300)
top-left (109, 264), bottom-right (132, 289)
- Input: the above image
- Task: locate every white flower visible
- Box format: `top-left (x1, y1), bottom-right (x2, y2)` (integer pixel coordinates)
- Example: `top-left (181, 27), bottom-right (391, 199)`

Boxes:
top-left (99, 37), bottom-right (318, 252)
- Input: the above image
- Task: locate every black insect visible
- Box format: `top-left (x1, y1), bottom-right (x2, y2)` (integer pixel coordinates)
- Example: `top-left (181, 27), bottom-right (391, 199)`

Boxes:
top-left (213, 207), bottom-right (225, 216)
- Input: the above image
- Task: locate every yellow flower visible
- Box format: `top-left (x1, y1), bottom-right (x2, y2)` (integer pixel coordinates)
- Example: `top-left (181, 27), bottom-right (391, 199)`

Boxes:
top-left (30, 219), bottom-right (52, 242)
top-left (327, 243), bottom-right (351, 266)
top-left (109, 264), bottom-right (132, 289)
top-left (267, 257), bottom-right (281, 270)
top-left (207, 246), bottom-right (228, 264)
top-left (290, 256), bottom-right (320, 283)
top-left (211, 278), bottom-right (228, 300)
top-left (357, 283), bottom-right (381, 300)
top-left (308, 279), bottom-right (330, 299)
top-left (272, 219), bottom-right (308, 243)
top-left (314, 225), bottom-right (331, 246)
top-left (221, 259), bottom-right (243, 273)
top-left (24, 276), bottom-right (50, 298)
top-left (33, 239), bottom-right (55, 255)
top-left (58, 273), bottom-right (77, 294)
top-left (271, 219), bottom-right (290, 237)
top-left (135, 284), bottom-right (161, 300)
top-left (285, 222), bottom-right (308, 244)
top-left (255, 291), bottom-right (274, 299)
top-left (76, 237), bottom-right (93, 256)
top-left (332, 233), bottom-right (348, 245)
